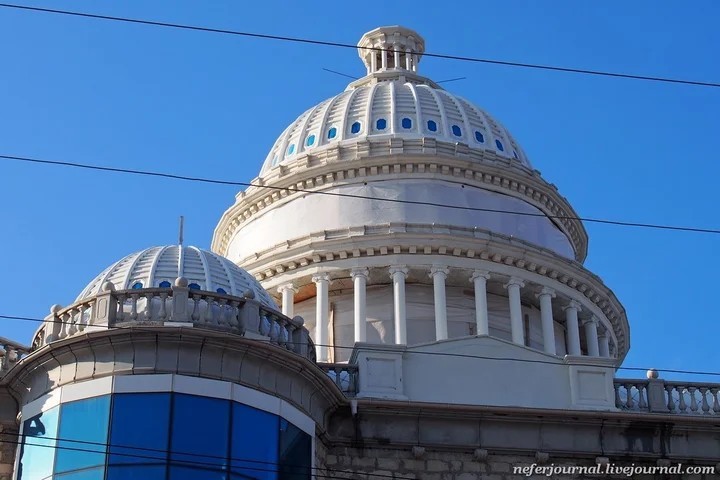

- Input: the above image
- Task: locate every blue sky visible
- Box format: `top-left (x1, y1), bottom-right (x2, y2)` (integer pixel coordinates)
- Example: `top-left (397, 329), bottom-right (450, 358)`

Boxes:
top-left (1, 1), bottom-right (718, 380)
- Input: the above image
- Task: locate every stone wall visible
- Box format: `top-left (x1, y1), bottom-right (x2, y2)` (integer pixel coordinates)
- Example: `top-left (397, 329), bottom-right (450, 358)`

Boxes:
top-left (0, 424), bottom-right (17, 480)
top-left (314, 444), bottom-right (719, 480)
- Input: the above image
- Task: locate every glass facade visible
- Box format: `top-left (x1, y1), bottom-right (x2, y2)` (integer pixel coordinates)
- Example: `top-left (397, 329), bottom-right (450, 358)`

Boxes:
top-left (18, 393), bottom-right (312, 480)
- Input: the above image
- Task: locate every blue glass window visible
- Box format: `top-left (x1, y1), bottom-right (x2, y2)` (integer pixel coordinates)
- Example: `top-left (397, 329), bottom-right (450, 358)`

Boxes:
top-left (131, 282), bottom-right (143, 290)
top-left (327, 127), bottom-right (337, 139)
top-left (231, 403), bottom-right (279, 480)
top-left (452, 125), bottom-right (462, 137)
top-left (216, 287), bottom-right (227, 294)
top-left (475, 131), bottom-right (485, 143)
top-left (55, 468), bottom-right (105, 479)
top-left (495, 139), bottom-right (504, 151)
top-left (169, 394), bottom-right (230, 477)
top-left (401, 117), bottom-right (412, 129)
top-left (305, 134), bottom-right (315, 147)
top-left (55, 396), bottom-right (111, 474)
top-left (188, 283), bottom-right (201, 290)
top-left (350, 121), bottom-right (361, 134)
top-left (159, 280), bottom-right (171, 288)
top-left (376, 118), bottom-right (387, 130)
top-left (271, 155), bottom-right (279, 166)
top-left (513, 150), bottom-right (518, 159)
top-left (286, 144), bottom-right (295, 156)
top-left (18, 407), bottom-right (59, 480)
top-left (427, 120), bottom-right (437, 132)
top-left (279, 419), bottom-right (312, 479)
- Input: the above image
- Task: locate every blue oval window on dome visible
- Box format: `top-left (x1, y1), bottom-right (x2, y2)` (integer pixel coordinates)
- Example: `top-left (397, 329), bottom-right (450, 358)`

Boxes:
top-left (402, 117), bottom-right (412, 129)
top-left (475, 131), bottom-right (485, 143)
top-left (327, 127), bottom-right (337, 139)
top-left (188, 283), bottom-right (201, 291)
top-left (427, 120), bottom-right (437, 132)
top-left (159, 280), bottom-right (171, 288)
top-left (216, 287), bottom-right (227, 294)
top-left (131, 281), bottom-right (143, 290)
top-left (513, 150), bottom-right (518, 159)
top-left (305, 134), bottom-right (316, 147)
top-left (376, 118), bottom-right (387, 130)
top-left (452, 125), bottom-right (462, 137)
top-left (271, 155), bottom-right (279, 166)
top-left (495, 139), bottom-right (504, 152)
top-left (351, 121), bottom-right (362, 134)
top-left (286, 144), bottom-right (295, 156)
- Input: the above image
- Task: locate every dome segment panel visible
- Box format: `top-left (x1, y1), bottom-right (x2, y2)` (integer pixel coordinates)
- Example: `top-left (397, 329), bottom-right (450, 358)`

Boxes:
top-left (76, 245), bottom-right (278, 309)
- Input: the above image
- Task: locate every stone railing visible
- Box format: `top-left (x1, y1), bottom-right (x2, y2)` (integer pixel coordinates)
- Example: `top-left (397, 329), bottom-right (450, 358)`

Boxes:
top-left (614, 375), bottom-right (720, 415)
top-left (0, 337), bottom-right (31, 378)
top-left (30, 279), bottom-right (316, 362)
top-left (317, 363), bottom-right (359, 396)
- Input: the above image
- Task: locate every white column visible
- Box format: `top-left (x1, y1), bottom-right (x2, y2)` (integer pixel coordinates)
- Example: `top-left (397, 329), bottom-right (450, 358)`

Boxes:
top-left (389, 265), bottom-right (409, 344)
top-left (370, 46), bottom-right (377, 73)
top-left (381, 46), bottom-right (388, 70)
top-left (350, 267), bottom-right (369, 343)
top-left (470, 270), bottom-right (490, 336)
top-left (277, 284), bottom-right (296, 318)
top-left (393, 44), bottom-right (401, 69)
top-left (598, 329), bottom-right (610, 358)
top-left (430, 266), bottom-right (450, 341)
top-left (504, 277), bottom-right (525, 345)
top-left (312, 273), bottom-right (330, 362)
top-left (563, 300), bottom-right (582, 356)
top-left (405, 48), bottom-right (412, 70)
top-left (583, 317), bottom-right (600, 357)
top-left (536, 287), bottom-right (557, 355)
top-left (412, 54), bottom-right (418, 72)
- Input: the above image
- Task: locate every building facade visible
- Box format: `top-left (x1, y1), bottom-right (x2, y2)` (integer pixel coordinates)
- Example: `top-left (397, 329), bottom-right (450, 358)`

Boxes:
top-left (1, 26), bottom-right (719, 480)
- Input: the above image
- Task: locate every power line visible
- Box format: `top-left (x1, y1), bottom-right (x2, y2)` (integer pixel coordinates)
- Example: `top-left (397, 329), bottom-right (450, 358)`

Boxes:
top-left (0, 3), bottom-right (718, 89)
top-left (2, 313), bottom-right (718, 378)
top-left (3, 153), bottom-right (720, 236)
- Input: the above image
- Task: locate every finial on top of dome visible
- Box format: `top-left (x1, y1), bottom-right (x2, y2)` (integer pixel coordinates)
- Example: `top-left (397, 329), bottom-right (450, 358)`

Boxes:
top-left (357, 26), bottom-right (425, 75)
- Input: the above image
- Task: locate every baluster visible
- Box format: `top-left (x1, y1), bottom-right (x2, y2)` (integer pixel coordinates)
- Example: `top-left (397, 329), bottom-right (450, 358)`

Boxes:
top-left (228, 300), bottom-right (240, 328)
top-left (60, 311), bottom-right (71, 339)
top-left (710, 388), bottom-right (720, 414)
top-left (217, 299), bottom-right (228, 326)
top-left (67, 308), bottom-right (78, 336)
top-left (204, 296), bottom-right (215, 325)
top-left (143, 292), bottom-right (153, 320)
top-left (260, 314), bottom-right (270, 336)
top-left (77, 305), bottom-right (86, 332)
top-left (638, 384), bottom-right (647, 410)
top-left (281, 324), bottom-right (290, 348)
top-left (688, 387), bottom-right (698, 413)
top-left (130, 294), bottom-right (139, 321)
top-left (699, 387), bottom-right (710, 414)
top-left (158, 293), bottom-right (168, 321)
top-left (191, 295), bottom-right (201, 322)
top-left (677, 386), bottom-right (687, 413)
top-left (334, 367), bottom-right (343, 390)
top-left (614, 383), bottom-right (622, 408)
top-left (665, 385), bottom-right (676, 412)
top-left (624, 383), bottom-right (634, 409)
top-left (116, 294), bottom-right (126, 322)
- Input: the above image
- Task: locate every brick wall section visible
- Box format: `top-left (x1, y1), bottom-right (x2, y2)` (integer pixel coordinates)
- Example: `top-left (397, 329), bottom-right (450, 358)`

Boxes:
top-left (314, 445), bottom-right (718, 480)
top-left (0, 424), bottom-right (17, 480)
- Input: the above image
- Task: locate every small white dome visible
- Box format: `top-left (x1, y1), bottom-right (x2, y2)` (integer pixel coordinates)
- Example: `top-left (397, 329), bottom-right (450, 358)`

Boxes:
top-left (76, 245), bottom-right (277, 309)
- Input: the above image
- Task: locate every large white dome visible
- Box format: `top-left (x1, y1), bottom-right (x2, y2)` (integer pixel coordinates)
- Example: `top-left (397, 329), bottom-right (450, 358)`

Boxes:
top-left (76, 245), bottom-right (277, 309)
top-left (260, 82), bottom-right (530, 176)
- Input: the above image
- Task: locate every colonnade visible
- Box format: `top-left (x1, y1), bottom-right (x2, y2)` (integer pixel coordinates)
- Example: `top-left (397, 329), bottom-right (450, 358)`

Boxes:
top-left (279, 265), bottom-right (614, 363)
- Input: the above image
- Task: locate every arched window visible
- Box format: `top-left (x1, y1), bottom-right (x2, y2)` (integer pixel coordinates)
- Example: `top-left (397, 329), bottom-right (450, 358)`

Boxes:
top-left (131, 282), bottom-right (143, 290)
top-left (451, 125), bottom-right (462, 137)
top-left (286, 144), bottom-right (295, 156)
top-left (401, 117), bottom-right (412, 129)
top-left (216, 287), bottom-right (227, 295)
top-left (159, 280), bottom-right (171, 288)
top-left (376, 118), bottom-right (387, 130)
top-left (427, 120), bottom-right (437, 132)
top-left (350, 121), bottom-right (362, 134)
top-left (188, 283), bottom-right (201, 291)
top-left (327, 127), bottom-right (337, 139)
top-left (305, 134), bottom-right (316, 147)
top-left (495, 139), bottom-right (504, 152)
top-left (475, 131), bottom-right (485, 143)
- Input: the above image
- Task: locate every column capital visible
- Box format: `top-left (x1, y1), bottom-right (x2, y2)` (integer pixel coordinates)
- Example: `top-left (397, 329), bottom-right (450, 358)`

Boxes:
top-left (350, 267), bottom-right (369, 280)
top-left (429, 265), bottom-right (449, 278)
top-left (470, 270), bottom-right (491, 282)
top-left (277, 283), bottom-right (297, 294)
top-left (504, 277), bottom-right (525, 289)
top-left (536, 286), bottom-right (556, 299)
top-left (581, 316), bottom-right (599, 327)
top-left (311, 272), bottom-right (330, 283)
top-left (389, 265), bottom-right (409, 278)
top-left (563, 299), bottom-right (583, 312)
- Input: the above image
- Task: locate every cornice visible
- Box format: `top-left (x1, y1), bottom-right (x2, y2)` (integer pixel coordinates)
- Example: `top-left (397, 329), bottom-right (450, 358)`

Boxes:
top-left (211, 140), bottom-right (588, 262)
